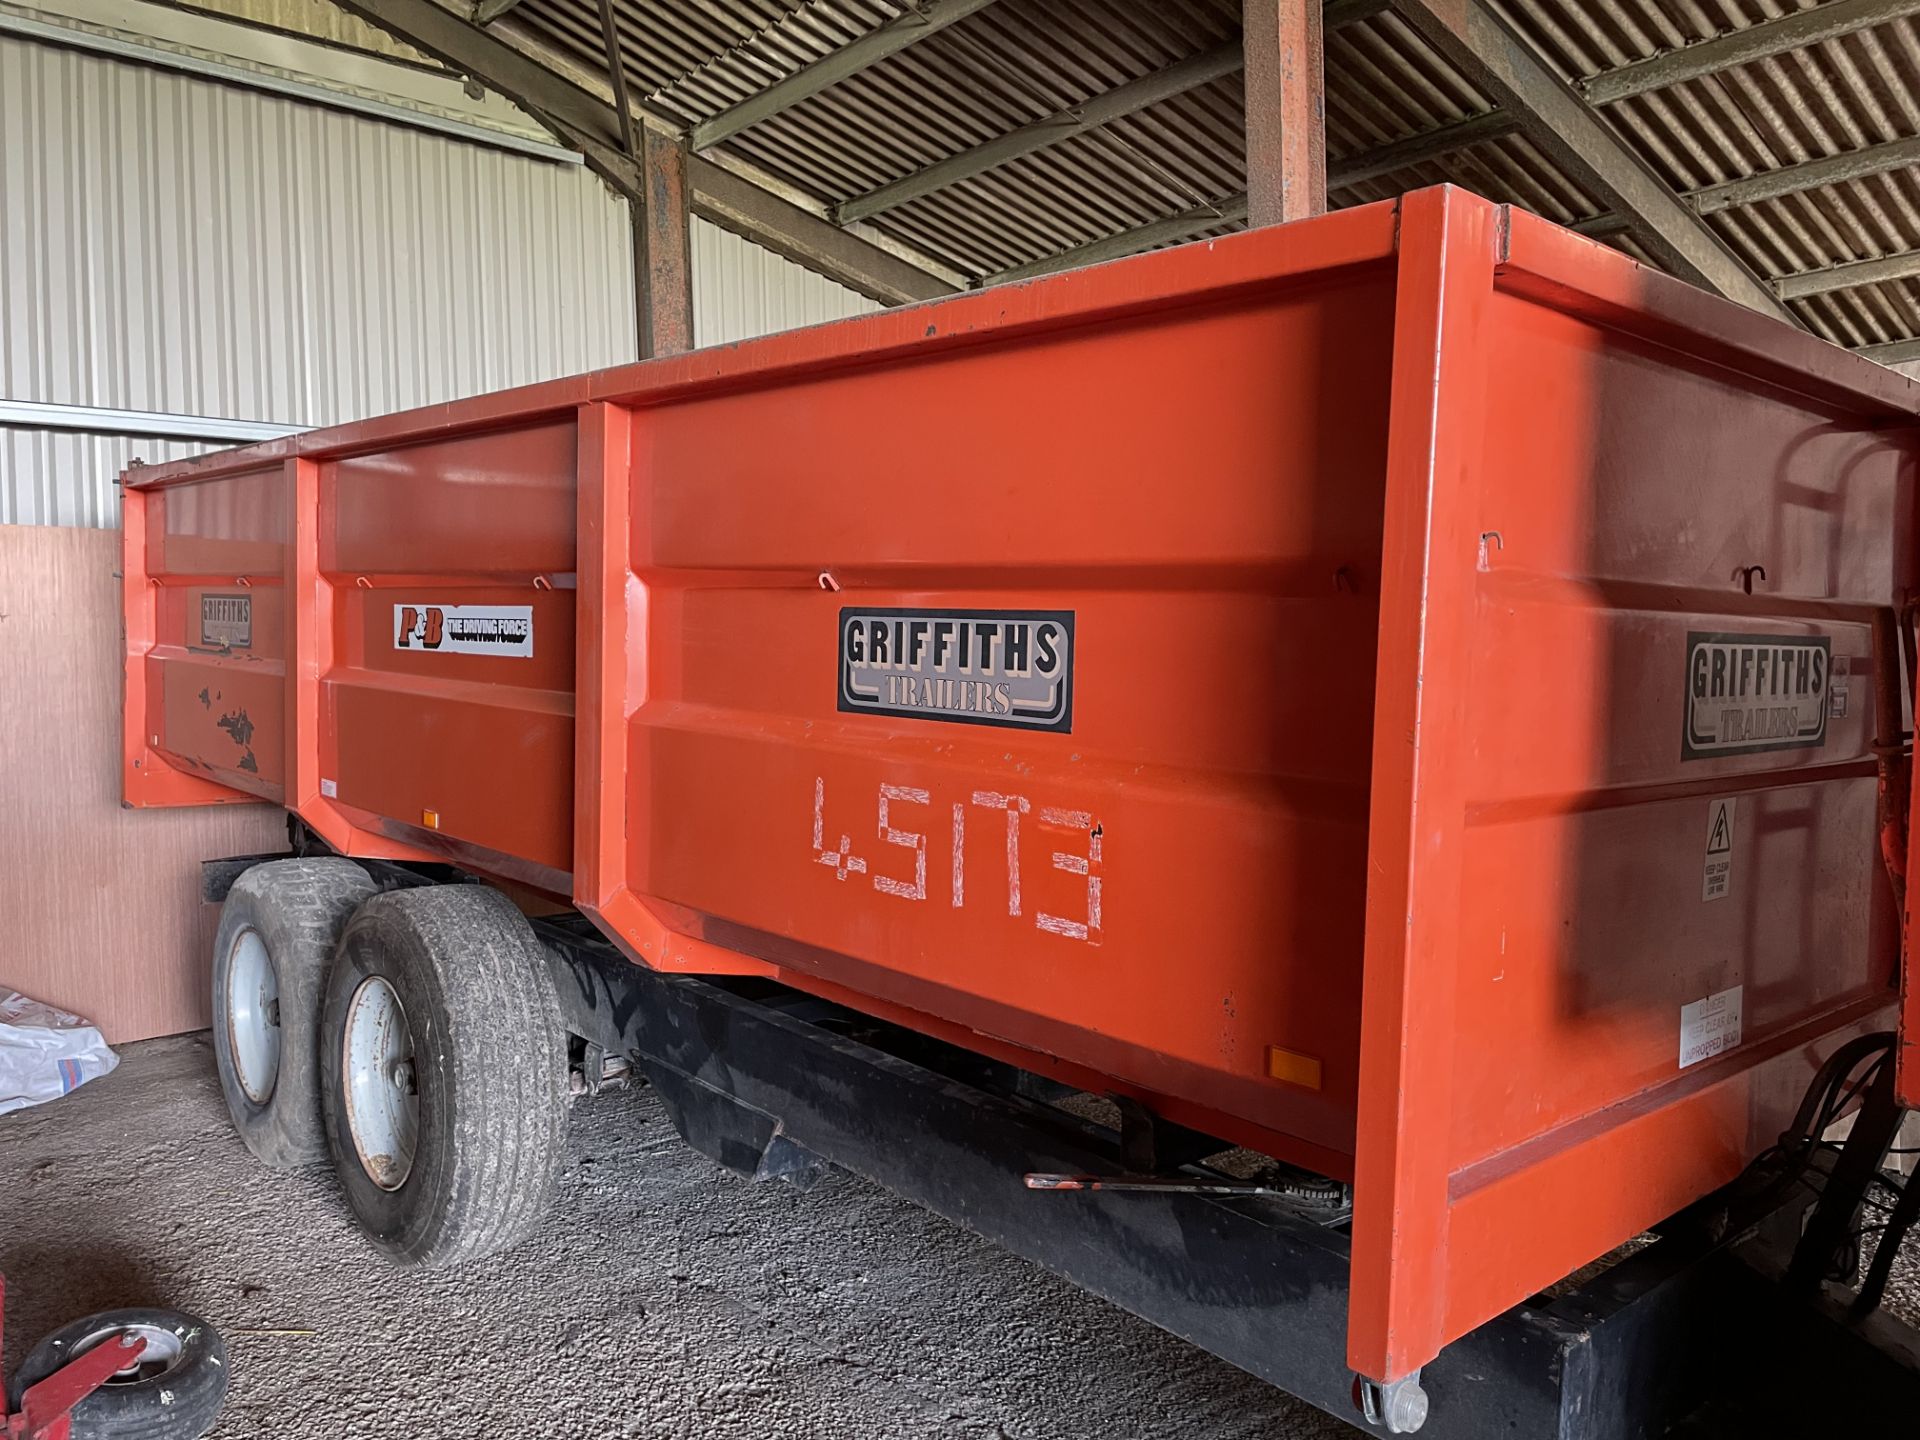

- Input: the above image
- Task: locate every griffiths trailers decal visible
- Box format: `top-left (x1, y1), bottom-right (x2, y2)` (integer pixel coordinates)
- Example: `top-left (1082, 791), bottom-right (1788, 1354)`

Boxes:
top-left (839, 608), bottom-right (1074, 733)
top-left (393, 604), bottom-right (534, 657)
top-left (199, 594), bottom-right (252, 648)
top-left (1682, 631), bottom-right (1830, 760)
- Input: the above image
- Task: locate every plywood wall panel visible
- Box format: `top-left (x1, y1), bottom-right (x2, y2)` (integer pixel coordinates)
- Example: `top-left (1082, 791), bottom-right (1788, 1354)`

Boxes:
top-left (0, 523), bottom-right (284, 1042)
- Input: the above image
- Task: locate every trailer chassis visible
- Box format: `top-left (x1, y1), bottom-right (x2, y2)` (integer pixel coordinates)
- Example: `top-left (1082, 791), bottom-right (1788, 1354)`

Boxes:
top-left (203, 845), bottom-right (1920, 1438)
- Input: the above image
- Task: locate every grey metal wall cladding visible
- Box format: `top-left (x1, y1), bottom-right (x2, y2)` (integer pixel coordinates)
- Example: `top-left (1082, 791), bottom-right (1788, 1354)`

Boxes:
top-left (0, 431), bottom-right (203, 529)
top-left (1, 28), bottom-right (874, 528)
top-left (692, 215), bottom-right (879, 347)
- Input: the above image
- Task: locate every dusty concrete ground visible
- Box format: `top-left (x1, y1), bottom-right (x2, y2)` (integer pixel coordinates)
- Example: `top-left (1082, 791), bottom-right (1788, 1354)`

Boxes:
top-left (3, 1037), bottom-right (1914, 1439)
top-left (0, 1036), bottom-right (1351, 1439)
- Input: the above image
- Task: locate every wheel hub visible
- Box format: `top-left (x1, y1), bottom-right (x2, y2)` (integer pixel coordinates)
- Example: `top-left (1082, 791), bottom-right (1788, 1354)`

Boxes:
top-left (342, 976), bottom-right (419, 1191)
top-left (66, 1323), bottom-right (185, 1385)
top-left (225, 928), bottom-right (280, 1105)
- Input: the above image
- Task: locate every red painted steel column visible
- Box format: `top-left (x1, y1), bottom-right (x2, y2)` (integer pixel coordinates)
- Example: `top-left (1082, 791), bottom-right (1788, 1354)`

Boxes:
top-left (1902, 662), bottom-right (1920, 1109)
top-left (597, 0), bottom-right (691, 357)
top-left (637, 130), bottom-right (694, 357)
top-left (1243, 0), bottom-right (1328, 225)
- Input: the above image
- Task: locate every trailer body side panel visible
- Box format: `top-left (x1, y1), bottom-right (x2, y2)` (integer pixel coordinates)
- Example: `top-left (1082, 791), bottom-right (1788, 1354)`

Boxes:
top-left (121, 189), bottom-right (1920, 1384)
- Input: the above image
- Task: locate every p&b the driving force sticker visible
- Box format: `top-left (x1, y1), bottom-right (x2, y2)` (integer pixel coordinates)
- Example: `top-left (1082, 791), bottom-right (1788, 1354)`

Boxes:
top-left (393, 604), bottom-right (534, 657)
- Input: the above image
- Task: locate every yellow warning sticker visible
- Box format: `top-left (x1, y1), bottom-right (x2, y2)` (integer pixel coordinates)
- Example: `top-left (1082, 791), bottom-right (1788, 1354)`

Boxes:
top-left (1702, 798), bottom-right (1735, 903)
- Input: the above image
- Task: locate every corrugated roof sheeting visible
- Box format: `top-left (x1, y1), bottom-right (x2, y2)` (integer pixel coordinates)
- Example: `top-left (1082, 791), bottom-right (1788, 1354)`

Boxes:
top-left (723, 0), bottom-right (1247, 278)
top-left (1485, 0), bottom-right (1920, 347)
top-left (518, 0), bottom-right (906, 129)
top-left (492, 0), bottom-right (1920, 357)
top-left (507, 0), bottom-right (1245, 280)
top-left (560, 0), bottom-right (1619, 283)
top-left (1325, 12), bottom-right (1590, 224)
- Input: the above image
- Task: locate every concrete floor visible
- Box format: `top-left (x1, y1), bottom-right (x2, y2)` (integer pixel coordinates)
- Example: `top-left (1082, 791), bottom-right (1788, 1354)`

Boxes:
top-left (3, 1037), bottom-right (1914, 1439)
top-left (0, 1037), bottom-right (1349, 1439)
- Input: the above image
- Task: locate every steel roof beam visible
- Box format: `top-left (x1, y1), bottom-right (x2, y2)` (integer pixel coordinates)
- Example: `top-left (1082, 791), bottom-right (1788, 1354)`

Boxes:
top-left (549, 114), bottom-right (955, 305)
top-left (835, 41), bottom-right (1242, 225)
top-left (693, 0), bottom-right (1001, 151)
top-left (1331, 109), bottom-right (1517, 189)
top-left (1385, 0), bottom-right (1792, 321)
top-left (685, 158), bottom-right (956, 304)
top-left (986, 197), bottom-right (1251, 285)
top-left (1690, 134), bottom-right (1920, 215)
top-left (334, 0), bottom-right (956, 305)
top-left (477, 9), bottom-right (966, 290)
top-left (1583, 0), bottom-right (1920, 106)
top-left (1775, 248), bottom-right (1920, 300)
top-left (1859, 337), bottom-right (1920, 365)
top-left (833, 2), bottom-right (1396, 226)
top-left (1569, 213), bottom-right (1632, 239)
top-left (472, 0), bottom-right (526, 24)
top-left (340, 0), bottom-right (633, 153)
top-left (1565, 131), bottom-right (1920, 236)
top-left (594, 0), bottom-right (690, 356)
top-left (981, 108), bottom-right (1514, 285)
top-left (1325, 0), bottom-right (1392, 25)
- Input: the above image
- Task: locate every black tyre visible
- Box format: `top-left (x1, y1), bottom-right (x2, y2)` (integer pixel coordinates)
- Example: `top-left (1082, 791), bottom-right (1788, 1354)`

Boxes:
top-left (8, 1307), bottom-right (227, 1440)
top-left (211, 858), bottom-right (376, 1168)
top-left (318, 885), bottom-right (568, 1266)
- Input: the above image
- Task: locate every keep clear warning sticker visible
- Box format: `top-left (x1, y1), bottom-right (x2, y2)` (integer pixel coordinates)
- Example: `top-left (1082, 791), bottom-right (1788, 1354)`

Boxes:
top-left (1701, 798), bottom-right (1736, 902)
top-left (1679, 985), bottom-right (1744, 1068)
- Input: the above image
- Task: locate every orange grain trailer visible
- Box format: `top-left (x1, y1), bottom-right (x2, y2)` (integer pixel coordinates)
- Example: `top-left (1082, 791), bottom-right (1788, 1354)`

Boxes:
top-left (125, 187), bottom-right (1920, 1435)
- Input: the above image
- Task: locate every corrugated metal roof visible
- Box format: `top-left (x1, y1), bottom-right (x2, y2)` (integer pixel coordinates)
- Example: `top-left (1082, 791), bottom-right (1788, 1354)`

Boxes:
top-left (1485, 0), bottom-right (1920, 349)
top-left (488, 0), bottom-right (1920, 355)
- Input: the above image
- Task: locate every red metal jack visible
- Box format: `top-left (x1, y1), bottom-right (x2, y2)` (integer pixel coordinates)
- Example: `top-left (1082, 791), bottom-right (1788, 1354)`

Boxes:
top-left (0, 1275), bottom-right (145, 1440)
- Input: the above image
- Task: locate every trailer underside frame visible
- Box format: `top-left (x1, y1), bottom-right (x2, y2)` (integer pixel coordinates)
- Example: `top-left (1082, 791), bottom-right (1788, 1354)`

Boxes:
top-left (202, 843), bottom-right (1920, 1438)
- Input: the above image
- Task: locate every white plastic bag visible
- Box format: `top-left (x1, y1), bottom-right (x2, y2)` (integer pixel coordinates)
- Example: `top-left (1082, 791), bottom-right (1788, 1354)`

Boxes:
top-left (0, 990), bottom-right (119, 1116)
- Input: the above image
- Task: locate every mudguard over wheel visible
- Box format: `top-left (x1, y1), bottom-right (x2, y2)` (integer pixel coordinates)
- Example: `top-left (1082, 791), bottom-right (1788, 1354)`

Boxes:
top-left (211, 858), bottom-right (376, 1167)
top-left (319, 885), bottom-right (568, 1266)
top-left (8, 1307), bottom-right (228, 1440)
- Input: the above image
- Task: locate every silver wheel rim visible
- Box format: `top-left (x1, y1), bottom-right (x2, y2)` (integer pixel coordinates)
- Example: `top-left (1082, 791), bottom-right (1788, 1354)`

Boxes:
top-left (225, 927), bottom-right (280, 1105)
top-left (342, 975), bottom-right (419, 1191)
top-left (64, 1323), bottom-right (186, 1385)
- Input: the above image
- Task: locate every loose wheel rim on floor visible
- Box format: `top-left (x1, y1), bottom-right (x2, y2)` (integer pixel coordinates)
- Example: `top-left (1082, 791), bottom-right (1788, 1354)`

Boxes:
top-left (342, 975), bottom-right (419, 1191)
top-left (64, 1322), bottom-right (186, 1385)
top-left (225, 926), bottom-right (280, 1105)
